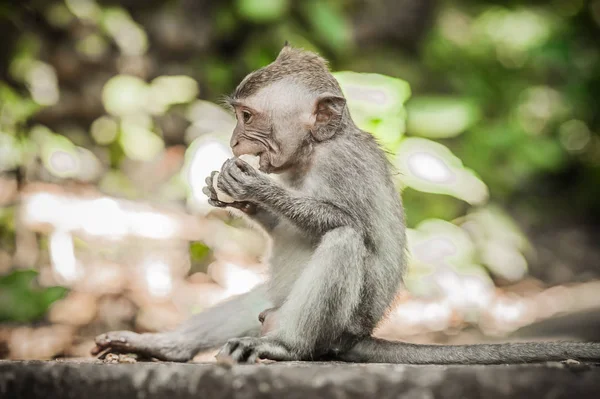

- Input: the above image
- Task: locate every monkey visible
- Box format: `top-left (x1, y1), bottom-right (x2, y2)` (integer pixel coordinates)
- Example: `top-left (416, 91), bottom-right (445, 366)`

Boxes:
top-left (92, 44), bottom-right (600, 365)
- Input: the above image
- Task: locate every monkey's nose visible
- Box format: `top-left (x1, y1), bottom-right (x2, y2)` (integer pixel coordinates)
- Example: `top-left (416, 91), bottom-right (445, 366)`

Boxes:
top-left (232, 145), bottom-right (243, 157)
top-left (230, 136), bottom-right (239, 149)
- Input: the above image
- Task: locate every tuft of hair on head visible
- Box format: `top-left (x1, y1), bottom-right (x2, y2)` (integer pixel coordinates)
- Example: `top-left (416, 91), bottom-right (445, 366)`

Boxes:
top-left (232, 43), bottom-right (341, 100)
top-left (274, 44), bottom-right (329, 69)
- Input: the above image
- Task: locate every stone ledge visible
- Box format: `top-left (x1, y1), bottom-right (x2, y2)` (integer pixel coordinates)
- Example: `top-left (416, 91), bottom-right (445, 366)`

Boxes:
top-left (1, 360), bottom-right (599, 399)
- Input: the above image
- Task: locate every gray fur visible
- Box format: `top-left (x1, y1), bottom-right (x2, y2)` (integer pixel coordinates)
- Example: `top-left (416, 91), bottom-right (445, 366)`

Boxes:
top-left (93, 46), bottom-right (600, 365)
top-left (341, 337), bottom-right (600, 364)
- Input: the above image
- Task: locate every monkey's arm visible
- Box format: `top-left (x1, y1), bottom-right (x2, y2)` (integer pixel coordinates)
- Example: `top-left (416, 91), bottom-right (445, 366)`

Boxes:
top-left (255, 185), bottom-right (353, 236)
top-left (340, 337), bottom-right (600, 364)
top-left (219, 159), bottom-right (353, 236)
top-left (235, 202), bottom-right (280, 232)
top-left (93, 284), bottom-right (271, 362)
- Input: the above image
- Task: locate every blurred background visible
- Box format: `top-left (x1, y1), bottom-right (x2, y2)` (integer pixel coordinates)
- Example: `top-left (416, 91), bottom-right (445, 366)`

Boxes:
top-left (0, 0), bottom-right (599, 361)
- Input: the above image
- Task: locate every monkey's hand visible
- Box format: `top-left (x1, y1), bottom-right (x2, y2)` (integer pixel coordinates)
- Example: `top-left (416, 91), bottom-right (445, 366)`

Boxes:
top-left (217, 158), bottom-right (269, 202)
top-left (215, 337), bottom-right (296, 364)
top-left (202, 171), bottom-right (257, 214)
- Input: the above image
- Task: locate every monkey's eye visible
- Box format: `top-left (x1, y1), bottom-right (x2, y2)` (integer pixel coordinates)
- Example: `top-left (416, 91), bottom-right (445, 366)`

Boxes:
top-left (242, 110), bottom-right (253, 124)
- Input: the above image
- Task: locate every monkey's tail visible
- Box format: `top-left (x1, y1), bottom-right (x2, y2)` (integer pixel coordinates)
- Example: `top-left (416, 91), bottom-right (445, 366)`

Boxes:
top-left (340, 337), bottom-right (600, 364)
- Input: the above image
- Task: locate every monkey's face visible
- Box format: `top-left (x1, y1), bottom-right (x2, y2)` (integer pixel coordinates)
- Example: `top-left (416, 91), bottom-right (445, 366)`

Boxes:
top-left (228, 80), bottom-right (316, 174)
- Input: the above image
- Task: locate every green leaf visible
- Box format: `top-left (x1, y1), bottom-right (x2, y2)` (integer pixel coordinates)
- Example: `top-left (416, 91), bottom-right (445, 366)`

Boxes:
top-left (236, 0), bottom-right (290, 23)
top-left (518, 138), bottom-right (566, 171)
top-left (335, 71), bottom-right (411, 114)
top-left (38, 131), bottom-right (80, 179)
top-left (40, 286), bottom-right (69, 308)
top-left (334, 71), bottom-right (411, 152)
top-left (402, 188), bottom-right (464, 227)
top-left (0, 83), bottom-right (40, 126)
top-left (407, 96), bottom-right (481, 138)
top-left (0, 269), bottom-right (37, 289)
top-left (300, 0), bottom-right (352, 54)
top-left (395, 137), bottom-right (489, 205)
top-left (101, 75), bottom-right (149, 117)
top-left (190, 242), bottom-right (211, 262)
top-left (0, 270), bottom-right (68, 323)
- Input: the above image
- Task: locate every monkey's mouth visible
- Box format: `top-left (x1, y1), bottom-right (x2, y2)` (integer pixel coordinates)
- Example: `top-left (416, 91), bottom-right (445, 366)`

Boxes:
top-left (238, 150), bottom-right (269, 173)
top-left (233, 144), bottom-right (275, 173)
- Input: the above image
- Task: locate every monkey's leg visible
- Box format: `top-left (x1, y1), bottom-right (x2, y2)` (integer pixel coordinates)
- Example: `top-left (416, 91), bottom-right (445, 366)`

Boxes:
top-left (92, 284), bottom-right (271, 362)
top-left (217, 227), bottom-right (366, 363)
top-left (251, 207), bottom-right (280, 231)
top-left (339, 336), bottom-right (600, 364)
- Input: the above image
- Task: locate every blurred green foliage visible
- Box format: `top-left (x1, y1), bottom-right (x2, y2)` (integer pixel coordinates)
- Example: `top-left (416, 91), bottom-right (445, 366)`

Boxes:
top-left (0, 270), bottom-right (67, 323)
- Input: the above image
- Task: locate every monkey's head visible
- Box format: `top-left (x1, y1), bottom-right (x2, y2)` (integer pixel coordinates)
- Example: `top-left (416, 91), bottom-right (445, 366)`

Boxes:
top-left (226, 44), bottom-right (348, 173)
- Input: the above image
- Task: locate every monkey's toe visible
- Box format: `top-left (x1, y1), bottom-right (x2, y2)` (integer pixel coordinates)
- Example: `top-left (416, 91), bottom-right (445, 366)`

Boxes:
top-left (92, 331), bottom-right (138, 356)
top-left (216, 337), bottom-right (259, 364)
top-left (92, 331), bottom-right (195, 362)
top-left (216, 337), bottom-right (296, 364)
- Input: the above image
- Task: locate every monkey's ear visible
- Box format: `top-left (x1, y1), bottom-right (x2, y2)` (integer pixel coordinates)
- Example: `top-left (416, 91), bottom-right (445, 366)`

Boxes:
top-left (311, 93), bottom-right (346, 141)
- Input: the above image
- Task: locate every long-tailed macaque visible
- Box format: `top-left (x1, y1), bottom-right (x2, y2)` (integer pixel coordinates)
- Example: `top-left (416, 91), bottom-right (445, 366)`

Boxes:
top-left (92, 45), bottom-right (600, 364)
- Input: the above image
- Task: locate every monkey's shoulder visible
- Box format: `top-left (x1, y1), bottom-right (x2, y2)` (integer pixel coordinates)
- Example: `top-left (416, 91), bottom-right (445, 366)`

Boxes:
top-left (310, 134), bottom-right (392, 187)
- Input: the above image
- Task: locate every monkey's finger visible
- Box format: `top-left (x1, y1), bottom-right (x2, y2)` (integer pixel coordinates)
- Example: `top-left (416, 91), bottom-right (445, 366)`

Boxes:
top-left (207, 196), bottom-right (225, 207)
top-left (234, 157), bottom-right (249, 169)
top-left (257, 343), bottom-right (294, 361)
top-left (215, 353), bottom-right (236, 365)
top-left (202, 186), bottom-right (219, 199)
top-left (208, 198), bottom-right (227, 208)
top-left (217, 340), bottom-right (239, 358)
top-left (221, 158), bottom-right (235, 174)
top-left (90, 345), bottom-right (104, 356)
top-left (217, 175), bottom-right (238, 197)
top-left (207, 171), bottom-right (221, 188)
top-left (225, 163), bottom-right (245, 183)
top-left (216, 176), bottom-right (230, 194)
top-left (95, 348), bottom-right (112, 360)
top-left (234, 158), bottom-right (256, 175)
top-left (94, 333), bottom-right (113, 347)
top-left (246, 352), bottom-right (259, 364)
top-left (230, 345), bottom-right (253, 362)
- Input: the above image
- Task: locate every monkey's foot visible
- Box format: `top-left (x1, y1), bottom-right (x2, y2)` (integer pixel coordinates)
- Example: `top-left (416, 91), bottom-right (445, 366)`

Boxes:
top-left (216, 337), bottom-right (296, 364)
top-left (91, 331), bottom-right (194, 362)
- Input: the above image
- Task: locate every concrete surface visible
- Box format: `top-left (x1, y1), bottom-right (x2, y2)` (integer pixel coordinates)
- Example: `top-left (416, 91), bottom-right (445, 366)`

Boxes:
top-left (1, 360), bottom-right (599, 399)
